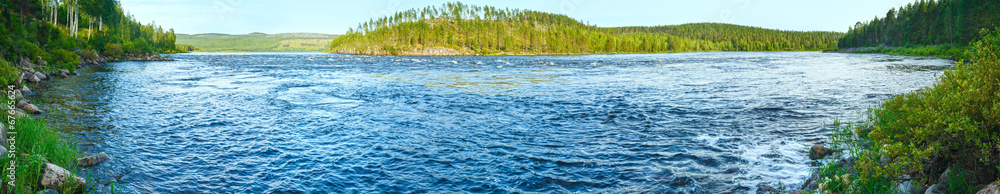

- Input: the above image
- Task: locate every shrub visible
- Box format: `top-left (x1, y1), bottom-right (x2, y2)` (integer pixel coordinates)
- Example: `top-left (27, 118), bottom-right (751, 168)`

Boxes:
top-left (105, 43), bottom-right (124, 59)
top-left (48, 49), bottom-right (79, 72)
top-left (0, 59), bottom-right (19, 86)
top-left (862, 28), bottom-right (1000, 186)
top-left (78, 48), bottom-right (98, 61)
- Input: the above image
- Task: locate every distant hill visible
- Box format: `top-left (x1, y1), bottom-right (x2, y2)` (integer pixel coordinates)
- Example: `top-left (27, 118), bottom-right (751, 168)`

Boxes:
top-left (177, 33), bottom-right (339, 52)
top-left (329, 2), bottom-right (842, 56)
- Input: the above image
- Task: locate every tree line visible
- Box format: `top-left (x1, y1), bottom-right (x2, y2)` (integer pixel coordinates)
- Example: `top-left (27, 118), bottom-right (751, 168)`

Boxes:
top-left (1, 0), bottom-right (179, 81)
top-left (839, 0), bottom-right (1000, 48)
top-left (329, 2), bottom-right (843, 55)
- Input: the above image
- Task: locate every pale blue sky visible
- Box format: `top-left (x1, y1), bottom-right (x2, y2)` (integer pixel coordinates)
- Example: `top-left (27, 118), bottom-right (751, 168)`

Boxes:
top-left (120, 0), bottom-right (919, 34)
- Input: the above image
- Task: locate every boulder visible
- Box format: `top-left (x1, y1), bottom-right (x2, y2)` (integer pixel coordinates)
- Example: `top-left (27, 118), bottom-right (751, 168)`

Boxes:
top-left (21, 72), bottom-right (33, 81)
top-left (809, 144), bottom-right (831, 160)
top-left (13, 90), bottom-right (22, 100)
top-left (77, 152), bottom-right (109, 167)
top-left (23, 104), bottom-right (43, 114)
top-left (926, 184), bottom-right (944, 194)
top-left (60, 72), bottom-right (68, 78)
top-left (978, 182), bottom-right (999, 194)
top-left (60, 68), bottom-right (70, 75)
top-left (28, 75), bottom-right (40, 83)
top-left (757, 182), bottom-right (778, 194)
top-left (16, 99), bottom-right (28, 109)
top-left (33, 72), bottom-right (47, 80)
top-left (19, 85), bottom-right (30, 95)
top-left (39, 163), bottom-right (86, 192)
top-left (11, 109), bottom-right (26, 118)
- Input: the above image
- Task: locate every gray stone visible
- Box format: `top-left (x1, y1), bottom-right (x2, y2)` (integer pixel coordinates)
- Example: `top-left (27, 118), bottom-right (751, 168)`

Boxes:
top-left (978, 182), bottom-right (999, 194)
top-left (33, 72), bottom-right (47, 80)
top-left (757, 182), bottom-right (778, 194)
top-left (77, 152), bottom-right (109, 167)
top-left (23, 104), bottom-right (43, 114)
top-left (11, 109), bottom-right (26, 118)
top-left (809, 144), bottom-right (831, 160)
top-left (40, 163), bottom-right (86, 192)
top-left (16, 99), bottom-right (28, 109)
top-left (19, 85), bottom-right (30, 95)
top-left (60, 68), bottom-right (70, 75)
top-left (28, 74), bottom-right (40, 83)
top-left (926, 184), bottom-right (945, 194)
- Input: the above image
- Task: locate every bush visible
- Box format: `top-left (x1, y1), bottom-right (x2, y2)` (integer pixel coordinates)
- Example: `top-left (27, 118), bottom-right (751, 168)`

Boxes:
top-left (48, 49), bottom-right (79, 72)
top-left (78, 48), bottom-right (98, 61)
top-left (862, 28), bottom-right (1000, 186)
top-left (105, 43), bottom-right (124, 59)
top-left (0, 59), bottom-right (19, 86)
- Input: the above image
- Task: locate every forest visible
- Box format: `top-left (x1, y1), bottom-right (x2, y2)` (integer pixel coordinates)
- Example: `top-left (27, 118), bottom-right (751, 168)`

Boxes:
top-left (0, 0), bottom-right (180, 84)
top-left (176, 33), bottom-right (339, 52)
top-left (838, 0), bottom-right (999, 48)
top-left (328, 2), bottom-right (843, 55)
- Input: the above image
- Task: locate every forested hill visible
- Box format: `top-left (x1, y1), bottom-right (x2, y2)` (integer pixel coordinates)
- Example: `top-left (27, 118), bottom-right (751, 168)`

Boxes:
top-left (838, 0), bottom-right (999, 48)
top-left (176, 33), bottom-right (339, 52)
top-left (1, 0), bottom-right (178, 84)
top-left (328, 2), bottom-right (843, 56)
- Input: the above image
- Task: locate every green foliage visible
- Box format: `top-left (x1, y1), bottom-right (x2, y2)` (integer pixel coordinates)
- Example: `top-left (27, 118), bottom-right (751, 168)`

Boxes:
top-left (0, 115), bottom-right (79, 193)
top-left (48, 49), bottom-right (79, 72)
top-left (104, 43), bottom-right (123, 59)
top-left (946, 164), bottom-right (975, 194)
top-left (840, 0), bottom-right (1000, 48)
top-left (852, 45), bottom-right (968, 59)
top-left (837, 28), bottom-right (1000, 190)
top-left (0, 59), bottom-right (19, 86)
top-left (330, 2), bottom-right (842, 55)
top-left (176, 33), bottom-right (339, 52)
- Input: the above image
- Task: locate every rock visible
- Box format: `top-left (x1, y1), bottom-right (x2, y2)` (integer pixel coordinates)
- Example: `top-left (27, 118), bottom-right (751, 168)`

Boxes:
top-left (11, 109), bottom-right (26, 118)
top-left (35, 189), bottom-right (58, 194)
top-left (757, 182), bottom-right (778, 194)
top-left (77, 152), bottom-right (109, 167)
top-left (13, 90), bottom-right (22, 100)
top-left (19, 85), bottom-right (30, 95)
top-left (40, 163), bottom-right (86, 192)
top-left (897, 180), bottom-right (919, 194)
top-left (809, 144), bottom-right (831, 160)
top-left (60, 72), bottom-right (68, 78)
top-left (33, 72), bottom-right (47, 80)
top-left (16, 99), bottom-right (28, 109)
top-left (21, 72), bottom-right (33, 81)
top-left (60, 68), bottom-right (70, 75)
top-left (0, 122), bottom-right (6, 148)
top-left (28, 75), bottom-right (40, 83)
top-left (23, 104), bottom-right (43, 114)
top-left (926, 184), bottom-right (945, 194)
top-left (978, 182), bottom-right (1000, 194)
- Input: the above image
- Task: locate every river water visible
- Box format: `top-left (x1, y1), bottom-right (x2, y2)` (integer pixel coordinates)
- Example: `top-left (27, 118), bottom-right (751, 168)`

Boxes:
top-left (30, 52), bottom-right (949, 193)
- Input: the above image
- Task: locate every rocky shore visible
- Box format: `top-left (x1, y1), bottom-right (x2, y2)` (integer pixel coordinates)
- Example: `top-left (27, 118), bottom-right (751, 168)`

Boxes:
top-left (2, 53), bottom-right (169, 193)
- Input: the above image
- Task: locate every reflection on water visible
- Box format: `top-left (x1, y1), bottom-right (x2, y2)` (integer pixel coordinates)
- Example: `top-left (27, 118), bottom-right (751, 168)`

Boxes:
top-left (29, 52), bottom-right (951, 193)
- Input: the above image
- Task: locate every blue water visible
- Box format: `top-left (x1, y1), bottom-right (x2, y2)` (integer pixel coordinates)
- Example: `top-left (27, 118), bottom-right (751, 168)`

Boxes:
top-left (31, 52), bottom-right (949, 193)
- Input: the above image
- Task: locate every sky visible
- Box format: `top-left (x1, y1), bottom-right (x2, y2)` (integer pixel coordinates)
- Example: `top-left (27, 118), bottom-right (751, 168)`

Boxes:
top-left (120, 0), bottom-right (920, 35)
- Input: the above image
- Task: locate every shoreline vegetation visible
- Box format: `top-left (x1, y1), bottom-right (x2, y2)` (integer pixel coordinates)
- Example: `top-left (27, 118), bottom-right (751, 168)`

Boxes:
top-left (0, 0), bottom-right (177, 192)
top-left (795, 0), bottom-right (1000, 193)
top-left (327, 2), bottom-right (843, 56)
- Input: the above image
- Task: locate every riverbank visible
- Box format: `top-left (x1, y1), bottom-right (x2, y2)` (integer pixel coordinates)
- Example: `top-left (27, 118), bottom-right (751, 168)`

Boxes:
top-left (1, 53), bottom-right (171, 193)
top-left (823, 45), bottom-right (968, 60)
top-left (795, 30), bottom-right (1000, 194)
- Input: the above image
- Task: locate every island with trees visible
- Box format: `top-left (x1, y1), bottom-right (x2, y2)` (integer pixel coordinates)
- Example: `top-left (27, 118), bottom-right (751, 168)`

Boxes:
top-left (328, 2), bottom-right (843, 56)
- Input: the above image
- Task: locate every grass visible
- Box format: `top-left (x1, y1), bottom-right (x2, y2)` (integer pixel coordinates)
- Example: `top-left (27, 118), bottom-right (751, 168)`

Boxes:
top-left (176, 32), bottom-right (339, 52)
top-left (0, 115), bottom-right (80, 193)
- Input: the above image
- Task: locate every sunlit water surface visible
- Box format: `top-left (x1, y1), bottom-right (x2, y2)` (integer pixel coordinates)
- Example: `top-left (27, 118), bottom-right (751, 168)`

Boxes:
top-left (31, 52), bottom-right (951, 193)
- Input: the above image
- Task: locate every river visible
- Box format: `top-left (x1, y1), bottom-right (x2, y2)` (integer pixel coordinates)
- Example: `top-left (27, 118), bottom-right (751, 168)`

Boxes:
top-left (30, 52), bottom-right (950, 193)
